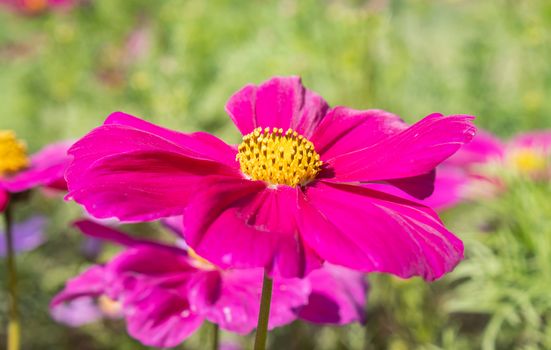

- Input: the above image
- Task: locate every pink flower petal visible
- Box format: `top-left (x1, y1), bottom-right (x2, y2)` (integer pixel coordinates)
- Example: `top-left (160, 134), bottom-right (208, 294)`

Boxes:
top-left (299, 263), bottom-right (367, 325)
top-left (384, 171), bottom-right (436, 200)
top-left (123, 280), bottom-right (204, 348)
top-left (74, 219), bottom-right (185, 254)
top-left (51, 266), bottom-right (106, 307)
top-left (311, 107), bottom-right (407, 161)
top-left (184, 177), bottom-right (322, 278)
top-left (204, 269), bottom-right (310, 333)
top-left (68, 150), bottom-right (240, 222)
top-left (0, 189), bottom-right (8, 212)
top-left (298, 182), bottom-right (464, 281)
top-left (327, 113), bottom-right (476, 183)
top-left (104, 112), bottom-right (238, 167)
top-left (225, 76), bottom-right (328, 137)
top-left (1, 140), bottom-right (72, 193)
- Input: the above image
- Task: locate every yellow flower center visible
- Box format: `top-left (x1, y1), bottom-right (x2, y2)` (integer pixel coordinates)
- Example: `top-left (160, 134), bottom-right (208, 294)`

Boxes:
top-left (236, 127), bottom-right (322, 187)
top-left (98, 295), bottom-right (122, 317)
top-left (509, 148), bottom-right (547, 174)
top-left (0, 130), bottom-right (29, 177)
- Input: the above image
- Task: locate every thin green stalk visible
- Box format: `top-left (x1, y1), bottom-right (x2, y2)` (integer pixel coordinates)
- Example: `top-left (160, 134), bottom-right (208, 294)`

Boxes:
top-left (211, 323), bottom-right (219, 350)
top-left (253, 272), bottom-right (273, 350)
top-left (4, 204), bottom-right (20, 350)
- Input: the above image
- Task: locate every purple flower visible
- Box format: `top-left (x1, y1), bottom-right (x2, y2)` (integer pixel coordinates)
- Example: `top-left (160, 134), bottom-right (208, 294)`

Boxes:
top-left (0, 216), bottom-right (46, 256)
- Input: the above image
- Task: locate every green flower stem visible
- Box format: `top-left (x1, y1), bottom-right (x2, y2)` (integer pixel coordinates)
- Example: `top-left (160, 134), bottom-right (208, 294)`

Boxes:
top-left (253, 272), bottom-right (273, 350)
top-left (4, 204), bottom-right (20, 350)
top-left (212, 323), bottom-right (219, 350)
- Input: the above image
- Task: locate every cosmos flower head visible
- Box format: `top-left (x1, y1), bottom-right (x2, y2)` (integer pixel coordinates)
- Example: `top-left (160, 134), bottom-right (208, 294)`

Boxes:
top-left (506, 130), bottom-right (551, 178)
top-left (51, 220), bottom-right (367, 347)
top-left (0, 131), bottom-right (73, 211)
top-left (66, 76), bottom-right (476, 280)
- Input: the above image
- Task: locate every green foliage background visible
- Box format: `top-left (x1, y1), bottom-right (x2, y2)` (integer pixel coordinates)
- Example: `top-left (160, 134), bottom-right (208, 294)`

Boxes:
top-left (1, 0), bottom-right (551, 349)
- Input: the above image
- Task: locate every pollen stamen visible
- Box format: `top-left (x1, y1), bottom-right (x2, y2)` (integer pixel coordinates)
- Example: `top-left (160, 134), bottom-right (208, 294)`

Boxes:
top-left (236, 127), bottom-right (322, 187)
top-left (0, 130), bottom-right (29, 176)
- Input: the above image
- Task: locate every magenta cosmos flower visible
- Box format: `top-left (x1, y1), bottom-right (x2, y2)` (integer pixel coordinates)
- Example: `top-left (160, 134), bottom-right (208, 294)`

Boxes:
top-left (66, 76), bottom-right (476, 280)
top-left (0, 131), bottom-right (72, 212)
top-left (52, 220), bottom-right (366, 347)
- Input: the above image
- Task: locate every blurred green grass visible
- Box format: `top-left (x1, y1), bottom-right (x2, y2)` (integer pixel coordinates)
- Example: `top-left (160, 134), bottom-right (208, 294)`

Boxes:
top-left (1, 0), bottom-right (551, 349)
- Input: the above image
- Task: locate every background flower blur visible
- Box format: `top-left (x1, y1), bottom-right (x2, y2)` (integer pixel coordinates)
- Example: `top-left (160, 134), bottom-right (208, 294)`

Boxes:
top-left (1, 0), bottom-right (551, 349)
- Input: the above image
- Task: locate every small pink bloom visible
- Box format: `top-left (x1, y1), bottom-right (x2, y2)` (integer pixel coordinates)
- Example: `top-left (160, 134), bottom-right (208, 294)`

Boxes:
top-left (51, 220), bottom-right (310, 348)
top-left (52, 219), bottom-right (367, 347)
top-left (0, 139), bottom-right (73, 212)
top-left (507, 130), bottom-right (551, 177)
top-left (66, 76), bottom-right (476, 280)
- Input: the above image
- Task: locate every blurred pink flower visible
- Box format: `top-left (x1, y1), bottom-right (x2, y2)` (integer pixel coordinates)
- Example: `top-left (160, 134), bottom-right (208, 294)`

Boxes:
top-left (0, 0), bottom-right (77, 14)
top-left (66, 76), bottom-right (475, 281)
top-left (506, 130), bottom-right (551, 178)
top-left (51, 220), bottom-right (310, 348)
top-left (0, 134), bottom-right (73, 212)
top-left (52, 219), bottom-right (368, 347)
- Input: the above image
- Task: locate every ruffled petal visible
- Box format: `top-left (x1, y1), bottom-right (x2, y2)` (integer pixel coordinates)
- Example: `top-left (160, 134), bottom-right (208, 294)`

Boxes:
top-left (0, 216), bottom-right (46, 256)
top-left (123, 281), bottom-right (204, 348)
top-left (225, 76), bottom-right (328, 138)
top-left (104, 247), bottom-right (203, 347)
top-left (205, 269), bottom-right (310, 333)
top-left (51, 265), bottom-right (106, 307)
top-left (299, 263), bottom-right (367, 325)
top-left (1, 140), bottom-right (72, 192)
top-left (326, 113), bottom-right (476, 183)
top-left (311, 107), bottom-right (407, 161)
top-left (104, 112), bottom-right (238, 167)
top-left (66, 113), bottom-right (241, 221)
top-left (298, 182), bottom-right (464, 281)
top-left (67, 149), bottom-right (240, 222)
top-left (184, 177), bottom-right (322, 278)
